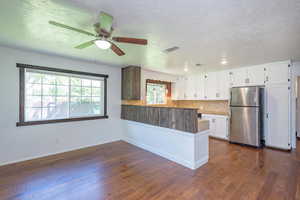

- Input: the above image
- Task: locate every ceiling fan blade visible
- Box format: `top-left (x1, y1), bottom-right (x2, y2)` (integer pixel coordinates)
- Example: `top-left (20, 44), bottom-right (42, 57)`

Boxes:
top-left (112, 37), bottom-right (147, 45)
top-left (75, 40), bottom-right (96, 49)
top-left (99, 12), bottom-right (113, 34)
top-left (110, 42), bottom-right (125, 56)
top-left (49, 21), bottom-right (96, 37)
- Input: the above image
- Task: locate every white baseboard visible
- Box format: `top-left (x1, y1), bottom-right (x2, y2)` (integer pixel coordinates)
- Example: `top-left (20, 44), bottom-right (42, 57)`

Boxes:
top-left (124, 137), bottom-right (207, 170)
top-left (0, 138), bottom-right (121, 167)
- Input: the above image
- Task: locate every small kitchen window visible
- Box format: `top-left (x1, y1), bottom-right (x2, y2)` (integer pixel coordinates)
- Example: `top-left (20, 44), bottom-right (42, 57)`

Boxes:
top-left (146, 79), bottom-right (171, 105)
top-left (16, 63), bottom-right (108, 126)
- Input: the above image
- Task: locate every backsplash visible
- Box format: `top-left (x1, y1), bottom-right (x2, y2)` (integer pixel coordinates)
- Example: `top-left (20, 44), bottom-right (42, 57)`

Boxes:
top-left (174, 100), bottom-right (229, 115)
top-left (122, 99), bottom-right (229, 115)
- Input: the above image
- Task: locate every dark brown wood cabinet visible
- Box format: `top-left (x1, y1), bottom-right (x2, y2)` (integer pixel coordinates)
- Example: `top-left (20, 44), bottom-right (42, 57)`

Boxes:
top-left (122, 66), bottom-right (141, 100)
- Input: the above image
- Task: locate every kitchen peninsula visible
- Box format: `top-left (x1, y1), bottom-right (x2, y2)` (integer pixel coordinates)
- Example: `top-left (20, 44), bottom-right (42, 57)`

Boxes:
top-left (121, 104), bottom-right (209, 169)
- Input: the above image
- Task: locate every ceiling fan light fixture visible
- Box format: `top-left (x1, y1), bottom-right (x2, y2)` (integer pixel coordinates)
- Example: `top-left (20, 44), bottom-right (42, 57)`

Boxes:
top-left (94, 39), bottom-right (111, 49)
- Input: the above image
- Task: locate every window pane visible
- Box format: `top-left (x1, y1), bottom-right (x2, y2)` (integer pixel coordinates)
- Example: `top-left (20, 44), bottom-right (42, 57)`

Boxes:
top-left (146, 83), bottom-right (166, 105)
top-left (82, 79), bottom-right (91, 87)
top-left (23, 69), bottom-right (106, 122)
top-left (26, 72), bottom-right (42, 84)
top-left (71, 77), bottom-right (81, 86)
top-left (82, 87), bottom-right (91, 96)
top-left (91, 104), bottom-right (101, 115)
top-left (92, 80), bottom-right (101, 87)
top-left (25, 108), bottom-right (42, 121)
top-left (92, 87), bottom-right (101, 96)
top-left (42, 96), bottom-right (56, 107)
top-left (43, 74), bottom-right (56, 85)
top-left (56, 76), bottom-right (69, 85)
top-left (26, 84), bottom-right (41, 96)
top-left (57, 85), bottom-right (68, 96)
top-left (42, 107), bottom-right (57, 120)
top-left (26, 96), bottom-right (42, 107)
top-left (92, 97), bottom-right (101, 103)
top-left (71, 86), bottom-right (81, 96)
top-left (43, 85), bottom-right (57, 96)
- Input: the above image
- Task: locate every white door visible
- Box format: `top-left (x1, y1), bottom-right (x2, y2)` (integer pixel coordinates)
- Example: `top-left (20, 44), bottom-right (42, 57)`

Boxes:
top-left (215, 116), bottom-right (229, 140)
top-left (265, 62), bottom-right (290, 85)
top-left (230, 68), bottom-right (248, 87)
top-left (205, 72), bottom-right (218, 100)
top-left (266, 84), bottom-right (291, 149)
top-left (247, 65), bottom-right (266, 86)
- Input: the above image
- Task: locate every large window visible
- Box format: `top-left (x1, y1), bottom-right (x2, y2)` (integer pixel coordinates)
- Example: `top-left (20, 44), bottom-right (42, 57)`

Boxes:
top-left (146, 79), bottom-right (171, 105)
top-left (17, 64), bottom-right (108, 126)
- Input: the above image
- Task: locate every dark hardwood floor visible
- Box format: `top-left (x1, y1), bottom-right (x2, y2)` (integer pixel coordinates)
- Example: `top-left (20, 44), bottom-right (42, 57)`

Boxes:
top-left (1, 139), bottom-right (300, 200)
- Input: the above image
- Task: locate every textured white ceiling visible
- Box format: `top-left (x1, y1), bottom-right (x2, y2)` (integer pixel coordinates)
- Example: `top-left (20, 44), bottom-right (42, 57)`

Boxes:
top-left (0, 0), bottom-right (299, 74)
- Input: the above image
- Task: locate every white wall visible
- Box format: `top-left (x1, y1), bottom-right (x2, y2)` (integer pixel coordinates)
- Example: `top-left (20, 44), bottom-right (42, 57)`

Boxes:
top-left (0, 46), bottom-right (123, 166)
top-left (140, 69), bottom-right (177, 100)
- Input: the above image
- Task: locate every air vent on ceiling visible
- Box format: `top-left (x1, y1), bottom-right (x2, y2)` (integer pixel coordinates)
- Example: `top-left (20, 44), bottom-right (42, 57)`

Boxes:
top-left (163, 46), bottom-right (179, 53)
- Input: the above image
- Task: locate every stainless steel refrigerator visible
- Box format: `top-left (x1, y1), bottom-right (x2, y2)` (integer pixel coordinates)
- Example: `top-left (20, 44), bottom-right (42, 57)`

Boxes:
top-left (229, 86), bottom-right (264, 147)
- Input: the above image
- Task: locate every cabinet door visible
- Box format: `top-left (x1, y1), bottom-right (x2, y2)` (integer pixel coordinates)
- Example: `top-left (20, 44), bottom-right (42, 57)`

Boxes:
top-left (202, 115), bottom-right (216, 136)
top-left (265, 84), bottom-right (290, 149)
top-left (197, 74), bottom-right (206, 99)
top-left (215, 117), bottom-right (228, 140)
top-left (265, 62), bottom-right (290, 85)
top-left (247, 65), bottom-right (265, 86)
top-left (217, 70), bottom-right (231, 100)
top-left (175, 76), bottom-right (185, 100)
top-left (186, 75), bottom-right (198, 100)
top-left (205, 72), bottom-right (218, 100)
top-left (230, 68), bottom-right (248, 87)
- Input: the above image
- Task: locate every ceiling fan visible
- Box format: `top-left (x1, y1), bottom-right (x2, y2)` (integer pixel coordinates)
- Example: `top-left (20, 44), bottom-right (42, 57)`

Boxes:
top-left (49, 12), bottom-right (147, 56)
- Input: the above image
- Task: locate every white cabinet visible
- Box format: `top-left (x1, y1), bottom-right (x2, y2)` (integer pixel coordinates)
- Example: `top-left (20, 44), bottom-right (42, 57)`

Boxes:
top-left (217, 70), bottom-right (231, 100)
top-left (229, 65), bottom-right (265, 87)
top-left (265, 62), bottom-right (290, 85)
top-left (204, 72), bottom-right (219, 100)
top-left (173, 76), bottom-right (186, 100)
top-left (247, 65), bottom-right (265, 86)
top-left (202, 114), bottom-right (229, 140)
top-left (265, 83), bottom-right (291, 149)
top-left (186, 75), bottom-right (200, 100)
top-left (230, 68), bottom-right (248, 87)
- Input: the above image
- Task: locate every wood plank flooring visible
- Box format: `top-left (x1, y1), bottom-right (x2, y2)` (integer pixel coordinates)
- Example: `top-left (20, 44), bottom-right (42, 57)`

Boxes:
top-left (1, 139), bottom-right (300, 200)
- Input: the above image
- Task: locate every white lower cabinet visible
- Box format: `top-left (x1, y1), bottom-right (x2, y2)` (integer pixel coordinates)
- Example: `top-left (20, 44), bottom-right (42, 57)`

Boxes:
top-left (202, 114), bottom-right (229, 140)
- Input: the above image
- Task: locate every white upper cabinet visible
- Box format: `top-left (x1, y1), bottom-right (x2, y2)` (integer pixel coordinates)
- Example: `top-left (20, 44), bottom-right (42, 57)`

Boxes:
top-left (229, 68), bottom-right (248, 87)
top-left (197, 74), bottom-right (206, 99)
top-left (217, 70), bottom-right (231, 100)
top-left (204, 72), bottom-right (219, 100)
top-left (265, 61), bottom-right (290, 85)
top-left (246, 65), bottom-right (266, 86)
top-left (185, 75), bottom-right (198, 100)
top-left (173, 76), bottom-right (186, 100)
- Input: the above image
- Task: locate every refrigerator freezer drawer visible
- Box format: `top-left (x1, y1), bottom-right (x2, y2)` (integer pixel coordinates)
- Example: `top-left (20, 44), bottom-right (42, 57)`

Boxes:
top-left (230, 87), bottom-right (260, 107)
top-left (230, 107), bottom-right (261, 147)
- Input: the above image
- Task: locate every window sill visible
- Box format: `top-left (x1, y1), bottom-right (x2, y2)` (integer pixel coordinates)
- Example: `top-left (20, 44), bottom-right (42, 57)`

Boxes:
top-left (16, 115), bottom-right (109, 127)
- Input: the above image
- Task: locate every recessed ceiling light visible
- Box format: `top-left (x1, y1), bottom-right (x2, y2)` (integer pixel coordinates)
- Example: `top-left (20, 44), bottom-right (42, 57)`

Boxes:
top-left (221, 59), bottom-right (228, 65)
top-left (94, 40), bottom-right (111, 49)
top-left (184, 67), bottom-right (188, 72)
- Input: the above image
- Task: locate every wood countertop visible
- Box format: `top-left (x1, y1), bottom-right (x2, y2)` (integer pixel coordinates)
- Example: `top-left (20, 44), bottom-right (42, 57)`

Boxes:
top-left (121, 104), bottom-right (198, 110)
